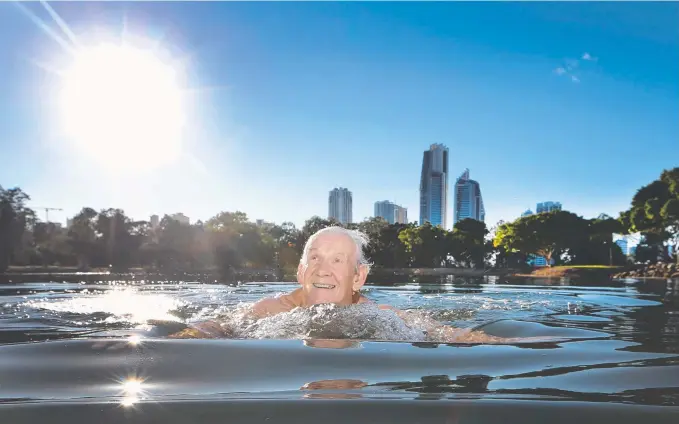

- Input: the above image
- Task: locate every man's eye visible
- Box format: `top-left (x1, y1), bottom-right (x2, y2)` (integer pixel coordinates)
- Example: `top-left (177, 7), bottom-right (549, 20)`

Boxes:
top-left (310, 255), bottom-right (318, 261)
top-left (333, 257), bottom-right (342, 263)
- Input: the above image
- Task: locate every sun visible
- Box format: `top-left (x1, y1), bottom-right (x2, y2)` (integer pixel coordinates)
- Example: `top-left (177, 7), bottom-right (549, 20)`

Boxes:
top-left (58, 42), bottom-right (186, 171)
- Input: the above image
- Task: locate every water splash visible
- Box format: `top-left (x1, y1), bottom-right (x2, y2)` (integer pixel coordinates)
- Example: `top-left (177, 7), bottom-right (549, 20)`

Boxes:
top-left (204, 303), bottom-right (429, 342)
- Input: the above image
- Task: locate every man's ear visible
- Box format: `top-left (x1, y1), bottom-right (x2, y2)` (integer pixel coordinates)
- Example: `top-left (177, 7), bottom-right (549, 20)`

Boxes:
top-left (297, 263), bottom-right (305, 285)
top-left (352, 265), bottom-right (368, 292)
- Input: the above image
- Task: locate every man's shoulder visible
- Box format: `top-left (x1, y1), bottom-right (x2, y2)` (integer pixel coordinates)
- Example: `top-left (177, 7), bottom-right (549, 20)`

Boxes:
top-left (252, 294), bottom-right (297, 317)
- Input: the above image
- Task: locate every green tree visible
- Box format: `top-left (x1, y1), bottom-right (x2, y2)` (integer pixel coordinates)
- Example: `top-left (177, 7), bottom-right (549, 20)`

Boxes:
top-left (32, 222), bottom-right (74, 266)
top-left (450, 219), bottom-right (490, 268)
top-left (264, 221), bottom-right (301, 273)
top-left (0, 186), bottom-right (35, 272)
top-left (494, 211), bottom-right (585, 267)
top-left (621, 167), bottom-right (679, 263)
top-left (95, 208), bottom-right (148, 269)
top-left (206, 211), bottom-right (275, 273)
top-left (142, 215), bottom-right (206, 271)
top-left (67, 207), bottom-right (99, 269)
top-left (399, 222), bottom-right (451, 267)
top-left (296, 216), bottom-right (341, 255)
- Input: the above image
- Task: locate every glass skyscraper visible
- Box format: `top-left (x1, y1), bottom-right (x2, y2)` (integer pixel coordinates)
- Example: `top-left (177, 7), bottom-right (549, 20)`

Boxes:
top-left (453, 169), bottom-right (485, 225)
top-left (374, 200), bottom-right (408, 224)
top-left (419, 144), bottom-right (449, 228)
top-left (536, 201), bottom-right (562, 213)
top-left (328, 187), bottom-right (352, 225)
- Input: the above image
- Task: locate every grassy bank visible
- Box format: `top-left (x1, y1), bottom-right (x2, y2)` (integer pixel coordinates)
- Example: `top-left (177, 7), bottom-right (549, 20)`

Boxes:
top-left (514, 265), bottom-right (624, 279)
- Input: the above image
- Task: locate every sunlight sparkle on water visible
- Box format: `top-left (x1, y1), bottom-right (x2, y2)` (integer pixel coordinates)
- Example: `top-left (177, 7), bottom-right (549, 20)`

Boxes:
top-left (119, 377), bottom-right (146, 407)
top-left (29, 288), bottom-right (184, 324)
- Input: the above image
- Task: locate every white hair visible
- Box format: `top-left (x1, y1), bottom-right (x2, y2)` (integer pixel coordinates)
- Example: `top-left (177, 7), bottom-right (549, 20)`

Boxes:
top-left (300, 226), bottom-right (372, 273)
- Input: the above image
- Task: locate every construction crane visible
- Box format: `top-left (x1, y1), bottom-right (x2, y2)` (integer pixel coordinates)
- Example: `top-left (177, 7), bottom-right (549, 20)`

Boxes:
top-left (33, 207), bottom-right (64, 223)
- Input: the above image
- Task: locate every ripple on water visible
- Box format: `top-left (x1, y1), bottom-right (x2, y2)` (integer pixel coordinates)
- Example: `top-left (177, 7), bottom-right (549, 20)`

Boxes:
top-left (577, 294), bottom-right (662, 308)
top-left (553, 314), bottom-right (613, 323)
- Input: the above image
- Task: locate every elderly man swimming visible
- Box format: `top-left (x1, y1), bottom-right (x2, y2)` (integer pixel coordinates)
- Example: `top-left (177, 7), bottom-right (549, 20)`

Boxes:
top-left (170, 226), bottom-right (506, 343)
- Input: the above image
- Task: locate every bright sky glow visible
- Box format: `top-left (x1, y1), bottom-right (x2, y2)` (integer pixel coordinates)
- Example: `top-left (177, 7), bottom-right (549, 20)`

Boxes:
top-left (59, 42), bottom-right (186, 171)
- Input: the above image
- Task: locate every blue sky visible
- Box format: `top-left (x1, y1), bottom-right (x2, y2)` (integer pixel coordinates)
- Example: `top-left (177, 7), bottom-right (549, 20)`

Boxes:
top-left (0, 1), bottom-right (677, 229)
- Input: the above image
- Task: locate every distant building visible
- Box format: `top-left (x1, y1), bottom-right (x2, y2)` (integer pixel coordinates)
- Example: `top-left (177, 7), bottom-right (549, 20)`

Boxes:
top-left (419, 144), bottom-right (449, 228)
top-left (170, 213), bottom-right (190, 225)
top-left (453, 169), bottom-right (485, 225)
top-left (527, 254), bottom-right (554, 267)
top-left (394, 205), bottom-right (408, 224)
top-left (615, 239), bottom-right (628, 256)
top-left (66, 218), bottom-right (73, 228)
top-left (374, 201), bottom-right (408, 224)
top-left (329, 187), bottom-right (353, 225)
top-left (150, 215), bottom-right (160, 229)
top-left (536, 201), bottom-right (562, 214)
top-left (255, 219), bottom-right (274, 230)
top-left (521, 209), bottom-right (534, 217)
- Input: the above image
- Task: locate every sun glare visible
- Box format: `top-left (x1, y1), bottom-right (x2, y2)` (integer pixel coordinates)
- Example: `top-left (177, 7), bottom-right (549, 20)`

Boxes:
top-left (58, 43), bottom-right (186, 171)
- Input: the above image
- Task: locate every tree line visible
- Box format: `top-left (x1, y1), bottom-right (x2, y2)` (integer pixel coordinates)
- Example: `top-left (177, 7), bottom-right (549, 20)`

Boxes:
top-left (1, 167), bottom-right (677, 275)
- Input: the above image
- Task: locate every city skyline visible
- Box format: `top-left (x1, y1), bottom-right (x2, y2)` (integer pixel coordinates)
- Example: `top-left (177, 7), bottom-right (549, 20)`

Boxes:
top-left (1, 2), bottom-right (676, 230)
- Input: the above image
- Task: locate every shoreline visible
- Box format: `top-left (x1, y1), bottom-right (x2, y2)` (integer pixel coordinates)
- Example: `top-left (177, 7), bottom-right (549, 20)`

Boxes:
top-left (3, 264), bottom-right (678, 284)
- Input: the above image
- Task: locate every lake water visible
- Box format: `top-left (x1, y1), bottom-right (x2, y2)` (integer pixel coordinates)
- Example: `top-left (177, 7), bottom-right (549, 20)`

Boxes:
top-left (1, 277), bottom-right (678, 423)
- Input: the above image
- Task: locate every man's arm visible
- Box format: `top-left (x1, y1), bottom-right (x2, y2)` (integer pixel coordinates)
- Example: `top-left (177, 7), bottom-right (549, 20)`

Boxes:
top-left (167, 320), bottom-right (230, 339)
top-left (168, 297), bottom-right (294, 339)
top-left (387, 307), bottom-right (510, 344)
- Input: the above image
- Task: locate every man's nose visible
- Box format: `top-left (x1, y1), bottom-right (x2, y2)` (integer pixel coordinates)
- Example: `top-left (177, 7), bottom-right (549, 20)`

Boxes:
top-left (316, 259), bottom-right (332, 276)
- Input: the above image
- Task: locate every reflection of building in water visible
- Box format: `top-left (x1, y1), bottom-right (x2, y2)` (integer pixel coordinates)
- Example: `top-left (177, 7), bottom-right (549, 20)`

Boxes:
top-left (328, 187), bottom-right (353, 225)
top-left (170, 213), bottom-right (190, 225)
top-left (374, 200), bottom-right (408, 224)
top-left (420, 143), bottom-right (449, 228)
top-left (453, 169), bottom-right (485, 225)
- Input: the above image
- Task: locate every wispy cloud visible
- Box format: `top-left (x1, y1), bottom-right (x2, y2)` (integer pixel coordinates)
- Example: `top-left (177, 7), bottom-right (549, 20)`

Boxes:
top-left (565, 59), bottom-right (580, 71)
top-left (581, 52), bottom-right (598, 62)
top-left (554, 52), bottom-right (598, 83)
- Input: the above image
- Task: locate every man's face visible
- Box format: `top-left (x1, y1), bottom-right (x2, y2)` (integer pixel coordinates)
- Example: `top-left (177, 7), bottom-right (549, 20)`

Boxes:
top-left (297, 232), bottom-right (367, 306)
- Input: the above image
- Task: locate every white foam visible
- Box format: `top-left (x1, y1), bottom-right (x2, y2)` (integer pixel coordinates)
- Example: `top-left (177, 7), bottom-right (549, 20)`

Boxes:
top-left (199, 302), bottom-right (482, 342)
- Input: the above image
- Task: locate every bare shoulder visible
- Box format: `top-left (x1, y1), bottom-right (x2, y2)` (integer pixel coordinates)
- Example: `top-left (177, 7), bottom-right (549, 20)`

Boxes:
top-left (251, 295), bottom-right (296, 318)
top-left (378, 304), bottom-right (398, 311)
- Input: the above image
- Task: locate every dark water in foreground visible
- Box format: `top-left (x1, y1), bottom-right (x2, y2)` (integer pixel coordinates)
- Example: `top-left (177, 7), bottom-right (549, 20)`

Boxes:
top-left (1, 277), bottom-right (678, 423)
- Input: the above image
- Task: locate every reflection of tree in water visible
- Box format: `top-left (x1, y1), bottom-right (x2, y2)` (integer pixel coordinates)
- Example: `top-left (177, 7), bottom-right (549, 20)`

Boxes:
top-left (415, 276), bottom-right (485, 295)
top-left (621, 280), bottom-right (679, 354)
top-left (372, 374), bottom-right (493, 400)
top-left (492, 387), bottom-right (679, 407)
